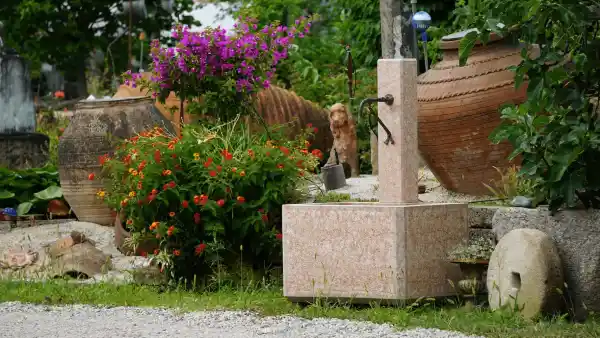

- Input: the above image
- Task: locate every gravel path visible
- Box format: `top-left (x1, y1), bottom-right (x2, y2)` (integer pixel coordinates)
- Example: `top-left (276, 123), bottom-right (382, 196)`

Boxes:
top-left (309, 170), bottom-right (486, 203)
top-left (0, 302), bottom-right (484, 338)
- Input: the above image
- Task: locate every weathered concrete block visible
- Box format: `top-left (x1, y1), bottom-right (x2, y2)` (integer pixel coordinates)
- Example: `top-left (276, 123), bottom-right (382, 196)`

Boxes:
top-left (493, 207), bottom-right (600, 320)
top-left (283, 202), bottom-right (468, 302)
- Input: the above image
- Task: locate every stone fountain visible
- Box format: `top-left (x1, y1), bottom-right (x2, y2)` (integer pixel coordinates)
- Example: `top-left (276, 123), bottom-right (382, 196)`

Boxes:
top-left (0, 22), bottom-right (49, 169)
top-left (282, 59), bottom-right (469, 303)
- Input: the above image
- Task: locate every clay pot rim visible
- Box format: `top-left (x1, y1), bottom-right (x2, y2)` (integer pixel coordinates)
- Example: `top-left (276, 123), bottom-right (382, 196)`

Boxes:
top-left (76, 96), bottom-right (154, 109)
top-left (440, 31), bottom-right (505, 51)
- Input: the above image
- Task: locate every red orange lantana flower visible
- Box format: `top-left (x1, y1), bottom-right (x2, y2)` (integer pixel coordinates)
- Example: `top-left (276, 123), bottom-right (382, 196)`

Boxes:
top-left (149, 221), bottom-right (159, 230)
top-left (195, 243), bottom-right (207, 255)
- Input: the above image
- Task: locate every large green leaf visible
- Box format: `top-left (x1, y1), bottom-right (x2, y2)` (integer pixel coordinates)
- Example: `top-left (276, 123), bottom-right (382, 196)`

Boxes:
top-left (0, 190), bottom-right (15, 199)
top-left (17, 202), bottom-right (33, 216)
top-left (33, 186), bottom-right (63, 200)
top-left (458, 30), bottom-right (479, 66)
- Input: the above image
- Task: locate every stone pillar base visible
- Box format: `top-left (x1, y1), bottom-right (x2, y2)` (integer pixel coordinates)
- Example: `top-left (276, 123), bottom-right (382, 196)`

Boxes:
top-left (282, 202), bottom-right (468, 302)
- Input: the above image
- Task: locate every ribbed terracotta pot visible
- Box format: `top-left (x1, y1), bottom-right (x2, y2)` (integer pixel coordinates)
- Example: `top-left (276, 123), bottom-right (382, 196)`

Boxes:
top-left (417, 31), bottom-right (539, 195)
top-left (253, 85), bottom-right (333, 153)
top-left (57, 96), bottom-right (175, 226)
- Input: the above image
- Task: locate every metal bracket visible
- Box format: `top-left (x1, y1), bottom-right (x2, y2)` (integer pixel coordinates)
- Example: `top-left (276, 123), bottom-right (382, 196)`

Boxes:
top-left (358, 95), bottom-right (395, 145)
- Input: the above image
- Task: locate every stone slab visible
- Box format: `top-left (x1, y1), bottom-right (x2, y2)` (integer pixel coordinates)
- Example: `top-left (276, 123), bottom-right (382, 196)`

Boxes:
top-left (282, 202), bottom-right (468, 302)
top-left (487, 228), bottom-right (564, 319)
top-left (492, 207), bottom-right (600, 320)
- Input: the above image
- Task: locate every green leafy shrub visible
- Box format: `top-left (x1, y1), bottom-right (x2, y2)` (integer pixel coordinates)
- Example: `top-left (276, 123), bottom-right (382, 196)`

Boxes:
top-left (0, 166), bottom-right (67, 216)
top-left (98, 122), bottom-right (322, 283)
top-left (36, 112), bottom-right (69, 167)
top-left (483, 166), bottom-right (537, 203)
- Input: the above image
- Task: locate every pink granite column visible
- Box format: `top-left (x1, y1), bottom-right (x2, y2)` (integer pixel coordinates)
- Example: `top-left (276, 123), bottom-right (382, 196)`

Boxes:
top-left (377, 59), bottom-right (419, 203)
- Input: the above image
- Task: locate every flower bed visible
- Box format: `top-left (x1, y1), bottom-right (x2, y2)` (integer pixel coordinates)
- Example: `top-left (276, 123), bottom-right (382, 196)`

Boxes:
top-left (106, 15), bottom-right (324, 284)
top-left (97, 122), bottom-right (322, 283)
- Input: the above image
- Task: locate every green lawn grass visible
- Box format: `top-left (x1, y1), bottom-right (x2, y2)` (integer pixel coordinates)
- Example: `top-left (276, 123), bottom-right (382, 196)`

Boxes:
top-left (0, 280), bottom-right (598, 337)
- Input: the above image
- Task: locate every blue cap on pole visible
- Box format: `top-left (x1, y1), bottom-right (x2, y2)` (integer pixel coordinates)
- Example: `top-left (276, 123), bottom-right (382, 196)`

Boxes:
top-left (411, 11), bottom-right (431, 32)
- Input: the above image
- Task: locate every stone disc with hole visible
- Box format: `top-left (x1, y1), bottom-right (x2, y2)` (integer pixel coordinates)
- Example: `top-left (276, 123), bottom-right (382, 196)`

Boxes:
top-left (487, 228), bottom-right (564, 319)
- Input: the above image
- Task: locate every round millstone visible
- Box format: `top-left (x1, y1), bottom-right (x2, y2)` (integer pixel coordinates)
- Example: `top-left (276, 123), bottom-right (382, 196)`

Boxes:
top-left (487, 228), bottom-right (564, 319)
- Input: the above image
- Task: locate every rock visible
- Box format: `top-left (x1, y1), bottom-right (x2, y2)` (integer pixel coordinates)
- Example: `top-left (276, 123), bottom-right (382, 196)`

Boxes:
top-left (47, 231), bottom-right (87, 258)
top-left (69, 230), bottom-right (87, 244)
top-left (49, 242), bottom-right (111, 279)
top-left (48, 236), bottom-right (75, 258)
top-left (510, 196), bottom-right (533, 208)
top-left (487, 228), bottom-right (564, 319)
top-left (492, 207), bottom-right (600, 320)
top-left (0, 248), bottom-right (38, 269)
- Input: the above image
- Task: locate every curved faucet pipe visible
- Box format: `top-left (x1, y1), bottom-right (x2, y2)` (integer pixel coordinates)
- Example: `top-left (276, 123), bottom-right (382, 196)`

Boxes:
top-left (358, 95), bottom-right (395, 145)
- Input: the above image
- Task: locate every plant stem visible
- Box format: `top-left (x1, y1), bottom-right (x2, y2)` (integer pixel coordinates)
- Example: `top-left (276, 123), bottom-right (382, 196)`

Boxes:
top-left (250, 103), bottom-right (272, 140)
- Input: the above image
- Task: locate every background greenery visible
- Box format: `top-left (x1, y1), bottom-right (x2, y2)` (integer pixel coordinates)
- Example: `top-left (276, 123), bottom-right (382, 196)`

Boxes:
top-left (0, 0), bottom-right (198, 98)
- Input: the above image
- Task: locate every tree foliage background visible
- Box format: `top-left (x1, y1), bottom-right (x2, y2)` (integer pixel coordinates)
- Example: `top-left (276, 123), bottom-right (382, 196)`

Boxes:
top-left (0, 0), bottom-right (198, 98)
top-left (206, 0), bottom-right (459, 173)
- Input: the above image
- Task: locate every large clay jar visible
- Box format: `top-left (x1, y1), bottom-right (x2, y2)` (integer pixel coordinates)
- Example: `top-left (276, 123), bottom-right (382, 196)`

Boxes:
top-left (253, 85), bottom-right (333, 153)
top-left (57, 97), bottom-right (175, 226)
top-left (417, 30), bottom-right (539, 195)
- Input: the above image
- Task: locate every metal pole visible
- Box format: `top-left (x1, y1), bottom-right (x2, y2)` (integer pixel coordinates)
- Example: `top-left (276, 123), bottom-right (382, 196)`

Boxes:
top-left (139, 40), bottom-right (144, 72)
top-left (410, 0), bottom-right (419, 71)
top-left (128, 0), bottom-right (132, 70)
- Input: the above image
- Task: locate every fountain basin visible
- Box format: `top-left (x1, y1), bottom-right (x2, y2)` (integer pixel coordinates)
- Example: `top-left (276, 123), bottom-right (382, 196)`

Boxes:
top-left (282, 201), bottom-right (468, 303)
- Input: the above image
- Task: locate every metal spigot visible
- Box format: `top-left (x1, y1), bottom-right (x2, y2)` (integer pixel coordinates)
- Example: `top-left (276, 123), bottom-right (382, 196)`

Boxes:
top-left (358, 94), bottom-right (395, 145)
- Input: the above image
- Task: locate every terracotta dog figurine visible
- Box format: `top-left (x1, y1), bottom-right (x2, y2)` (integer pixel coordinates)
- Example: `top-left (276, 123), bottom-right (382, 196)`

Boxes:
top-left (326, 103), bottom-right (359, 177)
